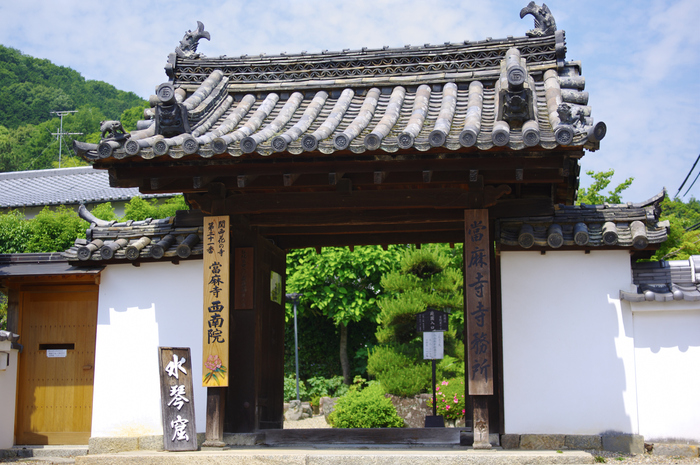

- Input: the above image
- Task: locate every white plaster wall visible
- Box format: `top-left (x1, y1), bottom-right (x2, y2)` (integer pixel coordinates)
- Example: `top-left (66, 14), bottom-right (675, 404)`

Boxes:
top-left (501, 250), bottom-right (637, 435)
top-left (630, 302), bottom-right (700, 442)
top-left (0, 342), bottom-right (19, 448)
top-left (91, 260), bottom-right (205, 437)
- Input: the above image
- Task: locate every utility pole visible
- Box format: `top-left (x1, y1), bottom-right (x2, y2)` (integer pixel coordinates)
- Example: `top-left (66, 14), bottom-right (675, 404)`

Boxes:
top-left (50, 110), bottom-right (82, 168)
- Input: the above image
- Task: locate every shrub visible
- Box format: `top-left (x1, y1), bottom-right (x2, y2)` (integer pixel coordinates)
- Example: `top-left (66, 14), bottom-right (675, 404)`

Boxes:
top-left (427, 377), bottom-right (466, 421)
top-left (25, 206), bottom-right (87, 253)
top-left (306, 375), bottom-right (348, 399)
top-left (328, 384), bottom-right (404, 428)
top-left (0, 210), bottom-right (32, 253)
top-left (284, 374), bottom-right (308, 401)
top-left (367, 345), bottom-right (431, 397)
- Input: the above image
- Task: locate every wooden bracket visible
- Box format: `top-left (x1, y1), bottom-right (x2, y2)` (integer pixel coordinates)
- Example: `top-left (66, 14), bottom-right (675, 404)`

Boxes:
top-left (329, 172), bottom-right (345, 185)
top-left (422, 170), bottom-right (433, 183)
top-left (237, 175), bottom-right (258, 188)
top-left (374, 171), bottom-right (386, 184)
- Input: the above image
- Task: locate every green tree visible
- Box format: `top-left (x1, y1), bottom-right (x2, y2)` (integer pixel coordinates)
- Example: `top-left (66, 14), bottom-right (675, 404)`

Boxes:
top-left (367, 244), bottom-right (464, 397)
top-left (286, 246), bottom-right (400, 384)
top-left (576, 169), bottom-right (634, 205)
top-left (648, 196), bottom-right (700, 261)
top-left (0, 210), bottom-right (33, 253)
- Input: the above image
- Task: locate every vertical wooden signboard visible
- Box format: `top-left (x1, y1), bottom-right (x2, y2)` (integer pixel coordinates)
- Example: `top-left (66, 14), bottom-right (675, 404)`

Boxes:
top-left (203, 216), bottom-right (230, 387)
top-left (465, 210), bottom-right (494, 396)
top-left (158, 347), bottom-right (197, 451)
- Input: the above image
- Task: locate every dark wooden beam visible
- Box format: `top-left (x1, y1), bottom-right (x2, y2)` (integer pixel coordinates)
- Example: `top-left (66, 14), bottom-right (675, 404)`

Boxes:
top-left (247, 208), bottom-right (466, 228)
top-left (276, 230), bottom-right (465, 249)
top-left (283, 173), bottom-right (300, 187)
top-left (224, 189), bottom-right (474, 214)
top-left (259, 221), bottom-right (465, 237)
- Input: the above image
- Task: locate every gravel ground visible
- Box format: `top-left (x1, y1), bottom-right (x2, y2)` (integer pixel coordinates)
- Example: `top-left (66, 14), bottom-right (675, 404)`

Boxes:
top-left (283, 414), bottom-right (330, 429)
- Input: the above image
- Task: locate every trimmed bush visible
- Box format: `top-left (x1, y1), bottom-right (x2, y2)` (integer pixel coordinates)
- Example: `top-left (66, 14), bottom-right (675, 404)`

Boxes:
top-left (328, 384), bottom-right (405, 428)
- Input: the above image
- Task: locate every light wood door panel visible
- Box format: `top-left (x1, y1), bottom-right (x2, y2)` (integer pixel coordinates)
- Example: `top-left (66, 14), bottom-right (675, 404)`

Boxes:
top-left (17, 286), bottom-right (98, 445)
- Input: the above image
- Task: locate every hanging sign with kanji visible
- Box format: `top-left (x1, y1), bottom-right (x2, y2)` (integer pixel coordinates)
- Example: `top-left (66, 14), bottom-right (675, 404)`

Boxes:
top-left (158, 347), bottom-right (197, 451)
top-left (202, 216), bottom-right (229, 387)
top-left (465, 210), bottom-right (494, 395)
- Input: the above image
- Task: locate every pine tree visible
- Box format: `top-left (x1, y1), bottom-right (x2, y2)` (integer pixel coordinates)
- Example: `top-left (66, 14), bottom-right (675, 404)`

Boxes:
top-left (367, 245), bottom-right (465, 396)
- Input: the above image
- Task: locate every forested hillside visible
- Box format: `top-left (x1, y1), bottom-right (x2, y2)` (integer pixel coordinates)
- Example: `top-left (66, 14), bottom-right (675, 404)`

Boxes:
top-left (0, 45), bottom-right (147, 172)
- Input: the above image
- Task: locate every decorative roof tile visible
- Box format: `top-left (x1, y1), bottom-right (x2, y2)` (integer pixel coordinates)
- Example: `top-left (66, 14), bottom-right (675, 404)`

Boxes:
top-left (497, 191), bottom-right (668, 250)
top-left (76, 8), bottom-right (606, 163)
top-left (0, 167), bottom-right (170, 209)
top-left (621, 256), bottom-right (700, 302)
top-left (62, 207), bottom-right (204, 263)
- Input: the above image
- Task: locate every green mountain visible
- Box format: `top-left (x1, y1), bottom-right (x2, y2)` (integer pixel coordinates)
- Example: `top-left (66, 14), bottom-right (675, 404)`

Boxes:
top-left (0, 45), bottom-right (147, 172)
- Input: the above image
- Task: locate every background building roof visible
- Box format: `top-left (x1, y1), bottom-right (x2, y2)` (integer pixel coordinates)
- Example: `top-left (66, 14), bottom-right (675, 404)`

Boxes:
top-left (0, 167), bottom-right (171, 209)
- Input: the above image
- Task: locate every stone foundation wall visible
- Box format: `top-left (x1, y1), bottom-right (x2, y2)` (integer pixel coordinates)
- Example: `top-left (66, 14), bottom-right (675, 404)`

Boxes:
top-left (500, 434), bottom-right (644, 454)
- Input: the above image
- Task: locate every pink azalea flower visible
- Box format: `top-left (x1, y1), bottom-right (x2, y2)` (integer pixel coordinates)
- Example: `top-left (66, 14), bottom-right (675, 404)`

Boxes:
top-left (462, 409), bottom-right (465, 414)
top-left (441, 381), bottom-right (449, 386)
top-left (205, 354), bottom-right (222, 371)
top-left (446, 405), bottom-right (450, 410)
top-left (454, 397), bottom-right (458, 403)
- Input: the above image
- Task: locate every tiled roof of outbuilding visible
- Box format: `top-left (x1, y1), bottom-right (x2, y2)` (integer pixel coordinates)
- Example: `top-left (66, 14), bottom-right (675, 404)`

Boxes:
top-left (0, 167), bottom-right (170, 209)
top-left (497, 191), bottom-right (669, 250)
top-left (621, 256), bottom-right (700, 302)
top-left (63, 207), bottom-right (204, 263)
top-left (80, 10), bottom-right (606, 163)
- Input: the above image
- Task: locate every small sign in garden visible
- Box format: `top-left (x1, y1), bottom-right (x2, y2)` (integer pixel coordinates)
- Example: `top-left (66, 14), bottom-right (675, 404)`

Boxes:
top-left (417, 307), bottom-right (447, 427)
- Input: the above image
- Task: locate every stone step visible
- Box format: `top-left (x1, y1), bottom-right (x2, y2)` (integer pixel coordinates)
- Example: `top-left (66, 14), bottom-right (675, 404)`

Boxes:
top-left (74, 448), bottom-right (596, 465)
top-left (1, 445), bottom-right (88, 458)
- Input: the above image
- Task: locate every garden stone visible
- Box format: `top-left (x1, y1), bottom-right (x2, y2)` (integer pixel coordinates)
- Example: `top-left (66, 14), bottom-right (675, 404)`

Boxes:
top-left (285, 399), bottom-right (311, 421)
top-left (320, 396), bottom-right (337, 422)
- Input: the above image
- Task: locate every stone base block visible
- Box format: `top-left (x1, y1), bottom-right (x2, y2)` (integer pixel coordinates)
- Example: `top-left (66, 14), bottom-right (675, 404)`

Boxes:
top-left (652, 444), bottom-right (699, 457)
top-left (88, 437), bottom-right (139, 455)
top-left (500, 434), bottom-right (520, 450)
top-left (565, 435), bottom-right (603, 451)
top-left (602, 434), bottom-right (644, 454)
top-left (520, 434), bottom-right (566, 450)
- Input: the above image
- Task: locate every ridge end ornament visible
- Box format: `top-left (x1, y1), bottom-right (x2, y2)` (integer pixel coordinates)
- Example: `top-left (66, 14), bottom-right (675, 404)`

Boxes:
top-left (520, 2), bottom-right (557, 37)
top-left (175, 21), bottom-right (211, 59)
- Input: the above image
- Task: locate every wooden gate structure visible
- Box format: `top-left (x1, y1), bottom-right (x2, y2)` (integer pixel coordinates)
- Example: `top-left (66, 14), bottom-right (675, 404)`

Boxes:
top-left (70, 4), bottom-right (610, 445)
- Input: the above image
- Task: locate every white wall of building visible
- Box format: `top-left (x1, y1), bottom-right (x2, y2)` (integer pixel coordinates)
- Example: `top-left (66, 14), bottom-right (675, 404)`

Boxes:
top-left (91, 260), bottom-right (205, 437)
top-left (630, 301), bottom-right (700, 442)
top-left (501, 250), bottom-right (637, 435)
top-left (0, 342), bottom-right (19, 449)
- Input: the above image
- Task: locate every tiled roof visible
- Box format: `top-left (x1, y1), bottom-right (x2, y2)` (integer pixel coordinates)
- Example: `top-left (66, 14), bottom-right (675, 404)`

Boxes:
top-left (0, 167), bottom-right (170, 209)
top-left (79, 13), bottom-right (606, 163)
top-left (63, 207), bottom-right (204, 263)
top-left (497, 191), bottom-right (669, 250)
top-left (0, 330), bottom-right (19, 343)
top-left (621, 256), bottom-right (700, 302)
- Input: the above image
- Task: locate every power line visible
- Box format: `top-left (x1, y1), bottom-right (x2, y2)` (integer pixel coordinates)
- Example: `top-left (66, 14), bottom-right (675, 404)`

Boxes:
top-left (676, 152), bottom-right (700, 198)
top-left (50, 110), bottom-right (83, 168)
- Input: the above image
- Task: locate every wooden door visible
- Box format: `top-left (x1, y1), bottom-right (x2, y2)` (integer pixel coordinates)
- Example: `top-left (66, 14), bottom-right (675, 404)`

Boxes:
top-left (16, 285), bottom-right (98, 445)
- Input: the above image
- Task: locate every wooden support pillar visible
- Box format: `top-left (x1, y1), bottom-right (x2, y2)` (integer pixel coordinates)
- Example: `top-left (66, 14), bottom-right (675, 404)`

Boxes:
top-left (203, 387), bottom-right (226, 447)
top-left (465, 209), bottom-right (494, 449)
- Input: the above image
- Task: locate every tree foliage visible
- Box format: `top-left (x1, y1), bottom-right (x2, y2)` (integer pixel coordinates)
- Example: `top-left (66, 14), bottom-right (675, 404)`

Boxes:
top-left (0, 45), bottom-right (147, 172)
top-left (576, 169), bottom-right (634, 205)
top-left (286, 246), bottom-right (401, 383)
top-left (648, 196), bottom-right (700, 261)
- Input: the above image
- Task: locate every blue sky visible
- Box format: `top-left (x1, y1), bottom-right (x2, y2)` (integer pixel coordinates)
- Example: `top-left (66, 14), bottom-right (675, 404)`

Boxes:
top-left (1, 0), bottom-right (698, 202)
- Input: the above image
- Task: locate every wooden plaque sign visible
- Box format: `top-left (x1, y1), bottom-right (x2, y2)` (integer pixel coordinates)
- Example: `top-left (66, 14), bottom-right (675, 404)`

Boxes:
top-left (158, 347), bottom-right (197, 451)
top-left (416, 308), bottom-right (449, 332)
top-left (203, 216), bottom-right (229, 387)
top-left (465, 210), bottom-right (494, 395)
